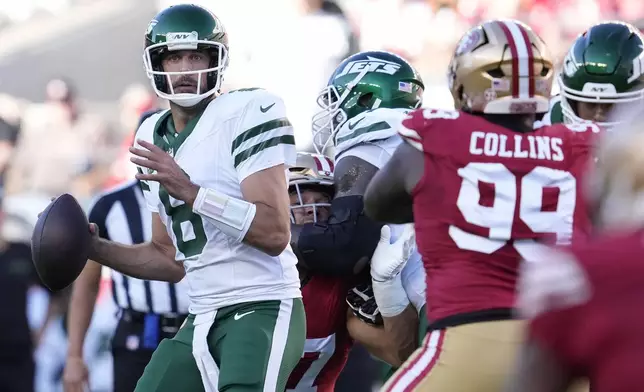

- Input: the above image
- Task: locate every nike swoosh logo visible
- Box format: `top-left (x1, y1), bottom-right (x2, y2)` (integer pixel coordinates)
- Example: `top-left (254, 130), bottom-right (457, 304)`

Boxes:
top-left (233, 310), bottom-right (255, 321)
top-left (348, 117), bottom-right (364, 130)
top-left (260, 103), bottom-right (275, 113)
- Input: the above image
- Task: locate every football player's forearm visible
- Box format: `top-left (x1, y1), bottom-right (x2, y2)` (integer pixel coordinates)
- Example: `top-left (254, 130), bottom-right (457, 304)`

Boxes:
top-left (89, 238), bottom-right (184, 283)
top-left (383, 305), bottom-right (419, 364)
top-left (243, 202), bottom-right (290, 256)
top-left (66, 261), bottom-right (101, 357)
top-left (346, 311), bottom-right (404, 367)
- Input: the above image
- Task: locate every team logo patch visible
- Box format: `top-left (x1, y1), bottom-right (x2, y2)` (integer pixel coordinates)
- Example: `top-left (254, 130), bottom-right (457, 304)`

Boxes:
top-left (335, 56), bottom-right (401, 79)
top-left (455, 27), bottom-right (483, 56)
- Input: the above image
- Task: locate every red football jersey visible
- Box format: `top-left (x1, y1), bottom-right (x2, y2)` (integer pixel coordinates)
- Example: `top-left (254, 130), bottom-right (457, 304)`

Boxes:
top-left (528, 230), bottom-right (644, 392)
top-left (398, 108), bottom-right (597, 323)
top-left (286, 275), bottom-right (352, 392)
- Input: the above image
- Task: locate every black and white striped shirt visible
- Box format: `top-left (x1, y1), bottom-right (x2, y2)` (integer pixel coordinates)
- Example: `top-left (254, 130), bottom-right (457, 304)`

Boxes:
top-left (88, 180), bottom-right (189, 315)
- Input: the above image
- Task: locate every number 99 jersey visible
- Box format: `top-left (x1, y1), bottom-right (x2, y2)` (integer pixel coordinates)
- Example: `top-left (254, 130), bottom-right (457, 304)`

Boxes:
top-left (398, 108), bottom-right (599, 325)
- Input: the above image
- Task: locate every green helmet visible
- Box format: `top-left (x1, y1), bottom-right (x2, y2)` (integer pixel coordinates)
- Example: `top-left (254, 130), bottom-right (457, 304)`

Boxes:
top-left (312, 51), bottom-right (424, 153)
top-left (143, 4), bottom-right (229, 107)
top-left (559, 21), bottom-right (644, 127)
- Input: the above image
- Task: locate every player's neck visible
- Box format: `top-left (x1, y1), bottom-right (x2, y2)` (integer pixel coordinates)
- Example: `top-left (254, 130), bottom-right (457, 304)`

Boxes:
top-left (481, 113), bottom-right (536, 133)
top-left (169, 99), bottom-right (210, 132)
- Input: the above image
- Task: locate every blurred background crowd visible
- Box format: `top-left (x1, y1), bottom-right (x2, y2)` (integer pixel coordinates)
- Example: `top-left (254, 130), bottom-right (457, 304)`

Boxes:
top-left (0, 0), bottom-right (642, 391)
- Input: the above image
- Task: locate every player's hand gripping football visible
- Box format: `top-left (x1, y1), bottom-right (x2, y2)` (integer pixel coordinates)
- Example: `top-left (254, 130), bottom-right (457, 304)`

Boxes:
top-left (370, 224), bottom-right (416, 282)
top-left (130, 139), bottom-right (200, 205)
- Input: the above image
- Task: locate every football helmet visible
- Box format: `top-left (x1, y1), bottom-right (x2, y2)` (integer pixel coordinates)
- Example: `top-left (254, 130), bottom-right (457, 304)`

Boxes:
top-left (312, 50), bottom-right (424, 154)
top-left (448, 19), bottom-right (553, 114)
top-left (559, 21), bottom-right (644, 127)
top-left (288, 152), bottom-right (334, 224)
top-left (143, 4), bottom-right (229, 107)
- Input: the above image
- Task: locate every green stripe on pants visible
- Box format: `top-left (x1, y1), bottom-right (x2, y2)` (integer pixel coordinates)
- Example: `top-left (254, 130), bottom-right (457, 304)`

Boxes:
top-left (134, 298), bottom-right (306, 392)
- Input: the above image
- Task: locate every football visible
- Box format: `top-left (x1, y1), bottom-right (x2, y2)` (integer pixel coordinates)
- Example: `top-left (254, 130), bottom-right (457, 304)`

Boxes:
top-left (31, 193), bottom-right (91, 292)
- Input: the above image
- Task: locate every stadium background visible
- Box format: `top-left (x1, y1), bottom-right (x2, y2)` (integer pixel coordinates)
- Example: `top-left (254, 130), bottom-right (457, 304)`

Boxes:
top-left (0, 0), bottom-right (642, 391)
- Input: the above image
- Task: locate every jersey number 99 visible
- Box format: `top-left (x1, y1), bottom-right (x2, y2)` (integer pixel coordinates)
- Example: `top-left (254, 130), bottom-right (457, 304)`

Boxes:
top-left (451, 162), bottom-right (576, 258)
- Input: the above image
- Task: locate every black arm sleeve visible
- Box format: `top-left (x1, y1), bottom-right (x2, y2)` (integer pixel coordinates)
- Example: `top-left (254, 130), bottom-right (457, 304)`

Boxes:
top-left (296, 195), bottom-right (383, 276)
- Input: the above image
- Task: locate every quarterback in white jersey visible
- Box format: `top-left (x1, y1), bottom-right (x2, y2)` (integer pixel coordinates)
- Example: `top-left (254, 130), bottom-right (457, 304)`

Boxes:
top-left (292, 50), bottom-right (427, 370)
top-left (85, 5), bottom-right (305, 392)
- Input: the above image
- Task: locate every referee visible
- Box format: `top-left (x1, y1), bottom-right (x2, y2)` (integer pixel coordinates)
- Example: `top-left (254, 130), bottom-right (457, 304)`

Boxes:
top-left (63, 112), bottom-right (189, 392)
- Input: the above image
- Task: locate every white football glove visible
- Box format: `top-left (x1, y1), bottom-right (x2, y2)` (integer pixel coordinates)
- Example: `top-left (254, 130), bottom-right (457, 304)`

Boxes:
top-left (371, 224), bottom-right (416, 318)
top-left (371, 224), bottom-right (416, 282)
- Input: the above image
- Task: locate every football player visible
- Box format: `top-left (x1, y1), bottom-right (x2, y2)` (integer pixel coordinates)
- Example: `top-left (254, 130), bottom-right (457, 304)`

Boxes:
top-left (285, 152), bottom-right (353, 392)
top-left (540, 21), bottom-right (644, 127)
top-left (85, 4), bottom-right (304, 392)
top-left (291, 50), bottom-right (428, 371)
top-left (508, 114), bottom-right (644, 392)
top-left (363, 19), bottom-right (597, 392)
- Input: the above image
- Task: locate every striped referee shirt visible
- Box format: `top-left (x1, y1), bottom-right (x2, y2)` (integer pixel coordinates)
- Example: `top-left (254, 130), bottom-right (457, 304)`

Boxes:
top-left (88, 179), bottom-right (190, 315)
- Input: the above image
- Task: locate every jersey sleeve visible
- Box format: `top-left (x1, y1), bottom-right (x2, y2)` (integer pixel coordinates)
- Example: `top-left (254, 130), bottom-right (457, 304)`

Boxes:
top-left (335, 138), bottom-right (397, 169)
top-left (334, 108), bottom-right (407, 159)
top-left (231, 91), bottom-right (296, 182)
top-left (398, 108), bottom-right (460, 152)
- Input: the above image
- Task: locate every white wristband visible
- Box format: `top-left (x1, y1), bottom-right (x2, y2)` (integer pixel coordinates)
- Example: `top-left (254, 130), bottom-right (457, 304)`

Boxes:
top-left (372, 274), bottom-right (410, 318)
top-left (192, 187), bottom-right (256, 242)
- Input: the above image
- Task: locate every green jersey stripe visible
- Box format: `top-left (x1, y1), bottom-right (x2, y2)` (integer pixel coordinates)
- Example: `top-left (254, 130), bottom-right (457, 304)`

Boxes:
top-left (336, 121), bottom-right (391, 145)
top-left (234, 135), bottom-right (295, 168)
top-left (232, 118), bottom-right (291, 154)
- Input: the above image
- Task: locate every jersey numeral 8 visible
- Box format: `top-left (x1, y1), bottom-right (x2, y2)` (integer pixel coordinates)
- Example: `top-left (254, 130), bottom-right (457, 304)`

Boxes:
top-left (159, 185), bottom-right (207, 258)
top-left (451, 163), bottom-right (576, 258)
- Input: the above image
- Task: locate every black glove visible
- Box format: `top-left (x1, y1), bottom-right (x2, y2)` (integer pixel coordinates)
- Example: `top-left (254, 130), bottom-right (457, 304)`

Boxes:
top-left (346, 284), bottom-right (383, 325)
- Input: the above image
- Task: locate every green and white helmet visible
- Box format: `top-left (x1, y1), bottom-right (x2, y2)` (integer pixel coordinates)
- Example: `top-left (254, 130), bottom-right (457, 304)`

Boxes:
top-left (142, 4), bottom-right (229, 107)
top-left (311, 50), bottom-right (424, 153)
top-left (559, 21), bottom-right (644, 127)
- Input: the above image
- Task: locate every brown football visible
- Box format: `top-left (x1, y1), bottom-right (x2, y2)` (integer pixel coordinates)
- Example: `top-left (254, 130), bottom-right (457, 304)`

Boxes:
top-left (31, 194), bottom-right (90, 291)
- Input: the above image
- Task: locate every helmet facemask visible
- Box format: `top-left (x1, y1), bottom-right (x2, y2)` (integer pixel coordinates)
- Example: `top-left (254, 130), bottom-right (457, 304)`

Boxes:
top-left (288, 182), bottom-right (332, 225)
top-left (143, 33), bottom-right (228, 108)
top-left (311, 68), bottom-right (372, 154)
top-left (558, 74), bottom-right (644, 128)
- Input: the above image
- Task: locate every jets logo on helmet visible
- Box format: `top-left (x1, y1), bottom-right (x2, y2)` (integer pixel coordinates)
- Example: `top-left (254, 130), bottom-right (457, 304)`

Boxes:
top-left (311, 50), bottom-right (424, 154)
top-left (334, 56), bottom-right (402, 79)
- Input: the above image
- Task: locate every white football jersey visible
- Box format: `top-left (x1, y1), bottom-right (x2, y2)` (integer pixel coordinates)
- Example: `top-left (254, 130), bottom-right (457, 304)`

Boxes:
top-left (136, 88), bottom-right (301, 314)
top-left (335, 107), bottom-right (427, 311)
top-left (334, 107), bottom-right (411, 168)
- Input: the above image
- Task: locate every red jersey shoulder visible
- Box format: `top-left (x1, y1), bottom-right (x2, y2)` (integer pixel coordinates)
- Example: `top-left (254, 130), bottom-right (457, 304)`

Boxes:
top-left (540, 122), bottom-right (600, 150)
top-left (398, 108), bottom-right (462, 151)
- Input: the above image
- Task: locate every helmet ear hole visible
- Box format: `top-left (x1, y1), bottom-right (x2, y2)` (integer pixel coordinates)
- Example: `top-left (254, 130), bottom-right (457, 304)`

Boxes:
top-left (486, 68), bottom-right (505, 78)
top-left (357, 92), bottom-right (374, 108)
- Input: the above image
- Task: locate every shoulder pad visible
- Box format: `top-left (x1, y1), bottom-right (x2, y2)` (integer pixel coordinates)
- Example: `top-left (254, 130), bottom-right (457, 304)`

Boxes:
top-left (398, 108), bottom-right (460, 152)
top-left (335, 108), bottom-right (409, 159)
top-left (136, 110), bottom-right (168, 142)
